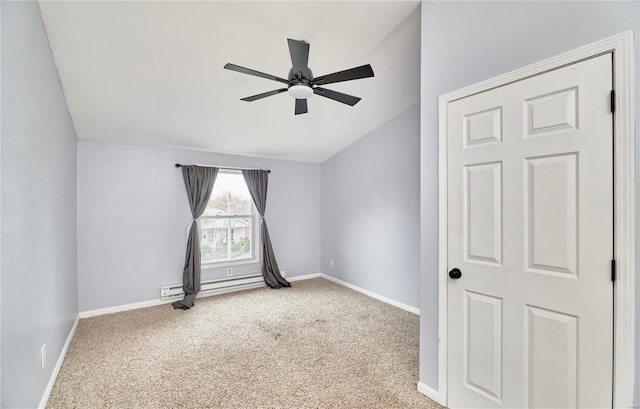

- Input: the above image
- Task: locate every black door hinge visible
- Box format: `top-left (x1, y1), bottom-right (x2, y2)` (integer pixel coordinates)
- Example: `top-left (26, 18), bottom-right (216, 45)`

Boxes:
top-left (611, 259), bottom-right (616, 282)
top-left (610, 90), bottom-right (615, 113)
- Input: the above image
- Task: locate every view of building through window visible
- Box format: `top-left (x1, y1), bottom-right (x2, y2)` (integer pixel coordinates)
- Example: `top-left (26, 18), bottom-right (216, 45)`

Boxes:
top-left (199, 172), bottom-right (255, 264)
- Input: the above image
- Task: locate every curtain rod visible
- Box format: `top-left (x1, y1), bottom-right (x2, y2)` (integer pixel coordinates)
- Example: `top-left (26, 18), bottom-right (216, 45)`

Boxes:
top-left (174, 163), bottom-right (271, 173)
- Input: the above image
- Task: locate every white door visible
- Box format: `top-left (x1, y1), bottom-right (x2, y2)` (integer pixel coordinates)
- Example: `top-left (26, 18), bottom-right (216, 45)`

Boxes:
top-left (447, 54), bottom-right (613, 408)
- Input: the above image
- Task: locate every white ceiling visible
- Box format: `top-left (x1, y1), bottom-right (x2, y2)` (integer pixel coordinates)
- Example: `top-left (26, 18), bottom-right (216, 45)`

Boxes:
top-left (40, 1), bottom-right (421, 163)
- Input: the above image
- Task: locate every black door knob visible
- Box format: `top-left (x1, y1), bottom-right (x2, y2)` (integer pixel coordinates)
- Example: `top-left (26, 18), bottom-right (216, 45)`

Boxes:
top-left (449, 268), bottom-right (462, 279)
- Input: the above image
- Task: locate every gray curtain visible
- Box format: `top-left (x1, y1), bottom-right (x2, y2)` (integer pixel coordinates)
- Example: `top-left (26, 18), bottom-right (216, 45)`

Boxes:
top-left (173, 165), bottom-right (219, 309)
top-left (242, 170), bottom-right (291, 288)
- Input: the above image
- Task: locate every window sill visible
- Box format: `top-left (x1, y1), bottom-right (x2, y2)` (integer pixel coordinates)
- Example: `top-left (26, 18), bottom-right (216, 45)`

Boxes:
top-left (201, 258), bottom-right (260, 270)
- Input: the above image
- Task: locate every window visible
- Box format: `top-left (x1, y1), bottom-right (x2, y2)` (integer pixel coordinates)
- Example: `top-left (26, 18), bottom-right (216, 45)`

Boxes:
top-left (199, 171), bottom-right (256, 265)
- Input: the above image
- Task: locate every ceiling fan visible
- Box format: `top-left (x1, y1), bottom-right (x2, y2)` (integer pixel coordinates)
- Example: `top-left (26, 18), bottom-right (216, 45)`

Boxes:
top-left (224, 39), bottom-right (374, 115)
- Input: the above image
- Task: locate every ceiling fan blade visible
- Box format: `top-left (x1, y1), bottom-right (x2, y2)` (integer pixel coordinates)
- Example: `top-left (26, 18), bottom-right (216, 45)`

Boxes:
top-left (224, 63), bottom-right (288, 84)
top-left (287, 39), bottom-right (310, 73)
top-left (295, 99), bottom-right (308, 115)
top-left (241, 88), bottom-right (288, 102)
top-left (312, 64), bottom-right (374, 86)
top-left (313, 87), bottom-right (361, 106)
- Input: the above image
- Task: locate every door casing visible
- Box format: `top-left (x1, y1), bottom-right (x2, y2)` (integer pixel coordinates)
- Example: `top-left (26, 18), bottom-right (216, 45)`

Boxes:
top-left (431, 31), bottom-right (635, 408)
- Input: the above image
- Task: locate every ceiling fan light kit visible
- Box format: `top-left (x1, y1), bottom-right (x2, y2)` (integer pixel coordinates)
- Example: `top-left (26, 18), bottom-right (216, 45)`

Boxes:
top-left (224, 38), bottom-right (374, 115)
top-left (287, 84), bottom-right (313, 99)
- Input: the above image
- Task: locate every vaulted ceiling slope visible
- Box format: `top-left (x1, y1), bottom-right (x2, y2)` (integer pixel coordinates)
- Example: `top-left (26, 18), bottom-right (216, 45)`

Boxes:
top-left (40, 1), bottom-right (420, 163)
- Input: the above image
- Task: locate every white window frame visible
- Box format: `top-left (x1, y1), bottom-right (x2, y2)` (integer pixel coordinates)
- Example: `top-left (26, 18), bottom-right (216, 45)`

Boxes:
top-left (199, 170), bottom-right (260, 269)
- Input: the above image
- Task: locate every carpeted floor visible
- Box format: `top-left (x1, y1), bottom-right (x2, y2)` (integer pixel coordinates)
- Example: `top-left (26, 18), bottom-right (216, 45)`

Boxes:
top-left (47, 278), bottom-right (444, 409)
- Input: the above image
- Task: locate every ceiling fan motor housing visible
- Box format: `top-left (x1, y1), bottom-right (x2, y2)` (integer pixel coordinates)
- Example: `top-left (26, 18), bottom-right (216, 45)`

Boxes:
top-left (288, 67), bottom-right (313, 84)
top-left (287, 67), bottom-right (313, 98)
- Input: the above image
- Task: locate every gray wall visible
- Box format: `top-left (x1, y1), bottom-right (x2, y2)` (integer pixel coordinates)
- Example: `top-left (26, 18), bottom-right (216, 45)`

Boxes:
top-left (419, 0), bottom-right (640, 399)
top-left (1, 1), bottom-right (78, 408)
top-left (77, 140), bottom-right (321, 312)
top-left (321, 103), bottom-right (421, 309)
top-left (1, 4), bottom-right (3, 404)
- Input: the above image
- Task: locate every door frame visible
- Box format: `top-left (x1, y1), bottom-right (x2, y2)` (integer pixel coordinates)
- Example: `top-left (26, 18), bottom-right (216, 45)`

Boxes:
top-left (435, 31), bottom-right (635, 408)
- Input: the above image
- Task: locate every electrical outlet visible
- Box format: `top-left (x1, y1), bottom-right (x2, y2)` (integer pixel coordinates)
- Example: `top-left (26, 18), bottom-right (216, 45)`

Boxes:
top-left (40, 344), bottom-right (46, 370)
top-left (329, 259), bottom-right (334, 267)
top-left (226, 267), bottom-right (233, 277)
top-left (281, 270), bottom-right (286, 277)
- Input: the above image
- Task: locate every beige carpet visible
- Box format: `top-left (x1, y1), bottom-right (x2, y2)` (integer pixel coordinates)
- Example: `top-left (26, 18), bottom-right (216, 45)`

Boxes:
top-left (47, 278), bottom-right (444, 409)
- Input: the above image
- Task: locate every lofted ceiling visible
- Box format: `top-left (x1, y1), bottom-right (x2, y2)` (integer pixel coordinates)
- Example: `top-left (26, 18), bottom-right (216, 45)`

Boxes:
top-left (39, 1), bottom-right (421, 163)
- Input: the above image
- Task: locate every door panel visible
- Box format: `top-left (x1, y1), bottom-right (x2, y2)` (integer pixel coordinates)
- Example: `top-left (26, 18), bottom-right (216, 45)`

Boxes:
top-left (524, 87), bottom-right (578, 137)
top-left (464, 162), bottom-right (502, 266)
top-left (464, 107), bottom-right (503, 147)
top-left (464, 291), bottom-right (503, 403)
top-left (525, 305), bottom-right (578, 409)
top-left (525, 153), bottom-right (578, 277)
top-left (447, 54), bottom-right (613, 408)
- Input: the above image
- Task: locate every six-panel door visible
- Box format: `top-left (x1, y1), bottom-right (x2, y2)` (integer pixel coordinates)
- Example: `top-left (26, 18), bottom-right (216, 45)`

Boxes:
top-left (447, 54), bottom-right (614, 409)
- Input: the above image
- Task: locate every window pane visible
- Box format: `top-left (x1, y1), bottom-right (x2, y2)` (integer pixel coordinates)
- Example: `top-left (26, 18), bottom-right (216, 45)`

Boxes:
top-left (199, 172), bottom-right (255, 265)
top-left (200, 217), bottom-right (253, 263)
top-left (204, 173), bottom-right (253, 216)
top-left (230, 217), bottom-right (252, 259)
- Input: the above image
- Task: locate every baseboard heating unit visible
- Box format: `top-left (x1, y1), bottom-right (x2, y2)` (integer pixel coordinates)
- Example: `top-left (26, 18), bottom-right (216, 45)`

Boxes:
top-left (160, 274), bottom-right (265, 301)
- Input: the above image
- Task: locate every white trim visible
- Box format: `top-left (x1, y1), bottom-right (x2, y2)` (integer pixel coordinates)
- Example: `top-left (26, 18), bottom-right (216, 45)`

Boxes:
top-left (437, 95), bottom-right (449, 407)
top-left (79, 298), bottom-right (175, 318)
top-left (39, 316), bottom-right (79, 409)
top-left (609, 31), bottom-right (636, 409)
top-left (201, 257), bottom-right (260, 271)
top-left (81, 273), bottom-right (317, 319)
top-left (320, 274), bottom-right (420, 315)
top-left (80, 272), bottom-right (319, 319)
top-left (287, 272), bottom-right (322, 282)
top-left (418, 381), bottom-right (444, 405)
top-left (160, 274), bottom-right (264, 300)
top-left (437, 31), bottom-right (635, 408)
top-left (80, 280), bottom-right (272, 318)
top-left (78, 272), bottom-right (416, 319)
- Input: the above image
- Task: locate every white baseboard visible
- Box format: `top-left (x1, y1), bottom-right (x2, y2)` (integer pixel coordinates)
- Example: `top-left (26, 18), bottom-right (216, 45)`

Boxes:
top-left (79, 272), bottom-right (417, 319)
top-left (39, 316), bottom-right (79, 409)
top-left (80, 281), bottom-right (271, 318)
top-left (79, 298), bottom-right (175, 318)
top-left (287, 272), bottom-right (321, 282)
top-left (318, 273), bottom-right (420, 315)
top-left (81, 272), bottom-right (314, 319)
top-left (417, 381), bottom-right (444, 406)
